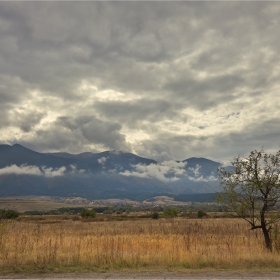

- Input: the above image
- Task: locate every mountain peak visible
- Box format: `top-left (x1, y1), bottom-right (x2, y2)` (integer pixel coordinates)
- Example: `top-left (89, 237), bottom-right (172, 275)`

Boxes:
top-left (109, 150), bottom-right (123, 155)
top-left (12, 144), bottom-right (25, 148)
top-left (183, 157), bottom-right (220, 165)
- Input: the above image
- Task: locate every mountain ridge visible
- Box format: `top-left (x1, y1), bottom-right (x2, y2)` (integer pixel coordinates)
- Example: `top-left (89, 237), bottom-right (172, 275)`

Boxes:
top-left (0, 144), bottom-right (223, 199)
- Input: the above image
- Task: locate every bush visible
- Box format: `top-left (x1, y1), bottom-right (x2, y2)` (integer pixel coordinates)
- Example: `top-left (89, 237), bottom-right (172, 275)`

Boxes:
top-left (197, 209), bottom-right (207, 218)
top-left (163, 208), bottom-right (178, 217)
top-left (80, 208), bottom-right (96, 218)
top-left (0, 209), bottom-right (20, 219)
top-left (151, 212), bottom-right (159, 219)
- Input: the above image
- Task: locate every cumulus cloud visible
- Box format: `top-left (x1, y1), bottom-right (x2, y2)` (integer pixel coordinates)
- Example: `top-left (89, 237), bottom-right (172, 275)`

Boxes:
top-left (0, 164), bottom-right (42, 176)
top-left (98, 157), bottom-right (107, 165)
top-left (120, 161), bottom-right (187, 182)
top-left (0, 2), bottom-right (280, 162)
top-left (42, 166), bottom-right (66, 177)
top-left (0, 164), bottom-right (82, 177)
top-left (188, 174), bottom-right (218, 182)
top-left (119, 160), bottom-right (219, 183)
top-left (188, 164), bottom-right (201, 177)
top-left (184, 163), bottom-right (218, 182)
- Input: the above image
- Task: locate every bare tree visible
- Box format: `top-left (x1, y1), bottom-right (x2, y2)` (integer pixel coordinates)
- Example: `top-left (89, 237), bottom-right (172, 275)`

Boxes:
top-left (217, 149), bottom-right (280, 251)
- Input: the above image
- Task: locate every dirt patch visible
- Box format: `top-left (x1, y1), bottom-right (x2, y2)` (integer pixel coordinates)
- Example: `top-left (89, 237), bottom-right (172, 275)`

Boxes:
top-left (2, 271), bottom-right (280, 279)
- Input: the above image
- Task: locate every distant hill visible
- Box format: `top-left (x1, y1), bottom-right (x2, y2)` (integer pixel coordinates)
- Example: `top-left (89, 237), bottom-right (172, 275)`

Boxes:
top-left (0, 144), bottom-right (226, 200)
top-left (0, 144), bottom-right (99, 172)
top-left (183, 157), bottom-right (221, 176)
top-left (166, 157), bottom-right (222, 194)
top-left (48, 150), bottom-right (156, 172)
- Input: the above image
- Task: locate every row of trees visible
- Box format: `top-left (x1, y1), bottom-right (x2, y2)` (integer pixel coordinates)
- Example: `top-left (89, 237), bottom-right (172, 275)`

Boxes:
top-left (24, 204), bottom-right (216, 216)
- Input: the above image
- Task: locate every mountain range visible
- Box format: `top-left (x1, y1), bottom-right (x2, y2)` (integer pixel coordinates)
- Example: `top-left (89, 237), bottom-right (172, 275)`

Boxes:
top-left (0, 144), bottom-right (225, 200)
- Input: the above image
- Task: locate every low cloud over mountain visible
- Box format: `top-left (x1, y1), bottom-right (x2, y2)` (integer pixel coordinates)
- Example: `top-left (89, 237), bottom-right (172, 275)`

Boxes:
top-left (120, 161), bottom-right (187, 182)
top-left (0, 144), bottom-right (224, 198)
top-left (0, 164), bottom-right (84, 178)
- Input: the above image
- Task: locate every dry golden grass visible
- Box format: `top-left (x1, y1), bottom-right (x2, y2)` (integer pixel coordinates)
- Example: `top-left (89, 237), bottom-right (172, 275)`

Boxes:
top-left (1, 218), bottom-right (280, 273)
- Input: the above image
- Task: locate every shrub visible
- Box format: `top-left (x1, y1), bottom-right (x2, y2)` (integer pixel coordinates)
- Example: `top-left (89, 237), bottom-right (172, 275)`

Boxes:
top-left (163, 208), bottom-right (178, 217)
top-left (151, 212), bottom-right (159, 219)
top-left (197, 209), bottom-right (207, 218)
top-left (80, 208), bottom-right (96, 218)
top-left (0, 209), bottom-right (20, 219)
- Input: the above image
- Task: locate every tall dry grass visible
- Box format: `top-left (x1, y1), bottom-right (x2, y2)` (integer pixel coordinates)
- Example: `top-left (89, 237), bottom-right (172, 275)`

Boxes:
top-left (0, 217), bottom-right (280, 272)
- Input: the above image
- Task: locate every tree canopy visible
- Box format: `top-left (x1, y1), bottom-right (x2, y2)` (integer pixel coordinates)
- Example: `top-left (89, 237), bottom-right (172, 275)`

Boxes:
top-left (217, 149), bottom-right (280, 251)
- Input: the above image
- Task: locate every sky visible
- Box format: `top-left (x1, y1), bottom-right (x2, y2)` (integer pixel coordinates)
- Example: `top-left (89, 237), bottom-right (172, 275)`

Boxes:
top-left (0, 1), bottom-right (280, 164)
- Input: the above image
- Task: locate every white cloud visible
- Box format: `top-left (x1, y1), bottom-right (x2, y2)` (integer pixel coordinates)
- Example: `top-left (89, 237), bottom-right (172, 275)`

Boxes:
top-left (98, 157), bottom-right (107, 165)
top-left (0, 164), bottom-right (77, 177)
top-left (188, 164), bottom-right (201, 176)
top-left (42, 166), bottom-right (66, 177)
top-left (188, 173), bottom-right (218, 182)
top-left (119, 160), bottom-right (219, 182)
top-left (0, 164), bottom-right (42, 176)
top-left (186, 164), bottom-right (218, 182)
top-left (120, 160), bottom-right (187, 182)
top-left (69, 164), bottom-right (85, 174)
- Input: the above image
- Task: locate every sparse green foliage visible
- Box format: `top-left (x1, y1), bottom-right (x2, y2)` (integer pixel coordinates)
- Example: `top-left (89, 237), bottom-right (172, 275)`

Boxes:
top-left (217, 149), bottom-right (280, 251)
top-left (0, 209), bottom-right (20, 219)
top-left (197, 209), bottom-right (207, 218)
top-left (163, 208), bottom-right (178, 217)
top-left (80, 208), bottom-right (96, 218)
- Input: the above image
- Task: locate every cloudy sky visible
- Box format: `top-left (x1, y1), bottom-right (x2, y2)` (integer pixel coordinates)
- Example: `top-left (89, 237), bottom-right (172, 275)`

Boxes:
top-left (0, 1), bottom-right (280, 163)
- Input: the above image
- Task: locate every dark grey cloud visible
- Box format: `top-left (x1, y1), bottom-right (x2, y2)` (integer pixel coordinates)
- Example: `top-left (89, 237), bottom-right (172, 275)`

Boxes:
top-left (136, 116), bottom-right (280, 163)
top-left (27, 115), bottom-right (129, 152)
top-left (164, 73), bottom-right (245, 111)
top-left (0, 2), bottom-right (280, 162)
top-left (94, 99), bottom-right (185, 127)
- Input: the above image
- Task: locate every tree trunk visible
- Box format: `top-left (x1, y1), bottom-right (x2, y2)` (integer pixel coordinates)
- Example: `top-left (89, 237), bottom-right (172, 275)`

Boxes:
top-left (260, 210), bottom-right (272, 251)
top-left (260, 198), bottom-right (272, 251)
top-left (261, 225), bottom-right (272, 251)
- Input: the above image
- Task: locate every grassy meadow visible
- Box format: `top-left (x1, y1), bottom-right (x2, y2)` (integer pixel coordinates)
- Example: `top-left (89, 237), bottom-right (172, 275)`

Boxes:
top-left (1, 216), bottom-right (280, 273)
